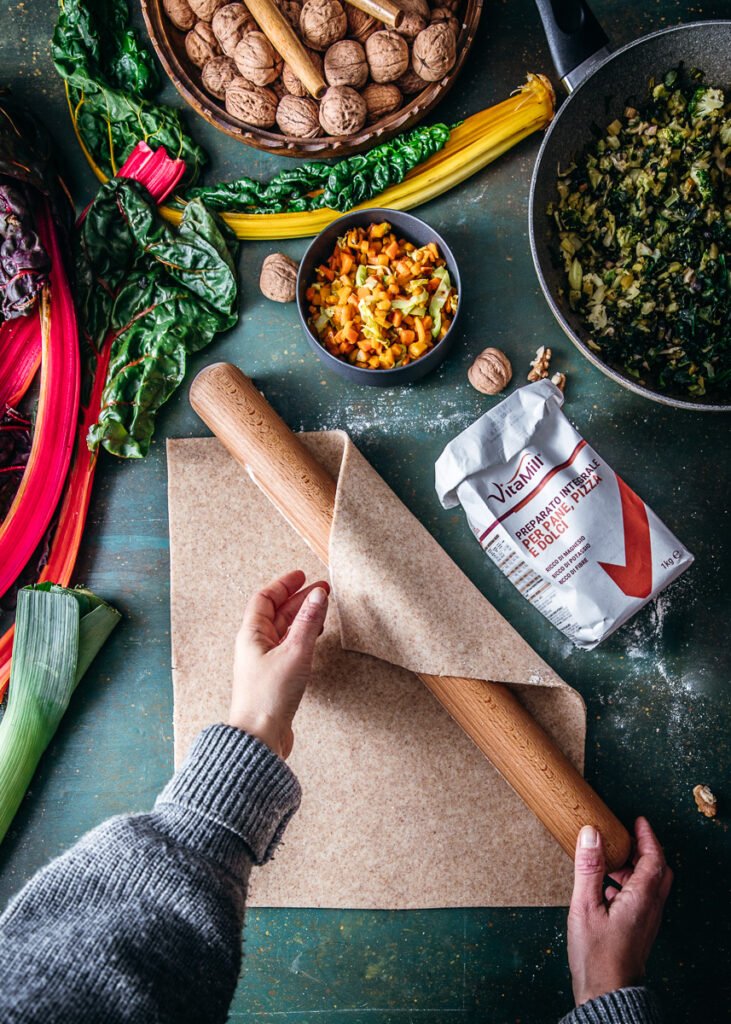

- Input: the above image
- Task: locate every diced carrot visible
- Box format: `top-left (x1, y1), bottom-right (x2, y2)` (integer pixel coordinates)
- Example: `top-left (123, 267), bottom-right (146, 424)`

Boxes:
top-left (414, 318), bottom-right (426, 345)
top-left (340, 251), bottom-right (354, 275)
top-left (385, 240), bottom-right (400, 260)
top-left (408, 340), bottom-right (429, 359)
top-left (399, 328), bottom-right (415, 344)
top-left (392, 310), bottom-right (403, 327)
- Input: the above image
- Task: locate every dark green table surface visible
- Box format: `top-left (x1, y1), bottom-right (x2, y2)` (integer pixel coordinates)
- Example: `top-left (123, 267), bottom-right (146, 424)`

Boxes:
top-left (2, 1), bottom-right (729, 1021)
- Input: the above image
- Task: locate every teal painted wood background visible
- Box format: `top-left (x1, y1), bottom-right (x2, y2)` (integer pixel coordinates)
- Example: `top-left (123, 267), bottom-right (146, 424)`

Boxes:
top-left (1, 1), bottom-right (729, 1021)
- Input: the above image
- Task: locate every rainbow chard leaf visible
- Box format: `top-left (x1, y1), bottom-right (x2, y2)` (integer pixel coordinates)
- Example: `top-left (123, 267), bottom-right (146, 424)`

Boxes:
top-left (52, 0), bottom-right (205, 184)
top-left (77, 177), bottom-right (238, 458)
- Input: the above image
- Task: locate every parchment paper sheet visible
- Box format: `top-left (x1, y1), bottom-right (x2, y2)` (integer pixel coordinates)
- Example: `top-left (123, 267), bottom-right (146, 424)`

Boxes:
top-left (167, 432), bottom-right (585, 908)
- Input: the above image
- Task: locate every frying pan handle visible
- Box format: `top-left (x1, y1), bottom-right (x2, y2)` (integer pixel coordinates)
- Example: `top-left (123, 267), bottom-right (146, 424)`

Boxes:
top-left (534, 0), bottom-right (609, 92)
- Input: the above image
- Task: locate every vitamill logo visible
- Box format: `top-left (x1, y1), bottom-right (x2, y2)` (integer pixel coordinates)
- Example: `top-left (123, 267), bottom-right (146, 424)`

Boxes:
top-left (485, 451), bottom-right (545, 504)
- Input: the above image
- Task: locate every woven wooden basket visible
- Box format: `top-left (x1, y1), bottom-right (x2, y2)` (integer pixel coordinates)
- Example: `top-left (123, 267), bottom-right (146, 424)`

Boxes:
top-left (141, 0), bottom-right (483, 159)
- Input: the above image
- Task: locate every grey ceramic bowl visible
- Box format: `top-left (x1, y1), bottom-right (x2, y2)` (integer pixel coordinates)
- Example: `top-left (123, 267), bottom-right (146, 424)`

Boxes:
top-left (296, 209), bottom-right (462, 386)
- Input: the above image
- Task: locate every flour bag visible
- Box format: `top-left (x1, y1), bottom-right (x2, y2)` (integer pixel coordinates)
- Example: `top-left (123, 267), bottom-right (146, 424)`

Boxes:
top-left (435, 380), bottom-right (693, 648)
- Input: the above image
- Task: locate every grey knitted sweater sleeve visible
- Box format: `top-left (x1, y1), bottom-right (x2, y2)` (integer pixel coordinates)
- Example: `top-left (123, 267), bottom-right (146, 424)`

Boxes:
top-left (0, 724), bottom-right (301, 1024)
top-left (560, 987), bottom-right (663, 1024)
top-left (0, 722), bottom-right (660, 1024)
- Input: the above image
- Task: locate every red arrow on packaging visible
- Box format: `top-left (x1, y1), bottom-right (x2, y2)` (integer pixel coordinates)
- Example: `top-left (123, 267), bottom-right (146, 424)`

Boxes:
top-left (598, 475), bottom-right (653, 598)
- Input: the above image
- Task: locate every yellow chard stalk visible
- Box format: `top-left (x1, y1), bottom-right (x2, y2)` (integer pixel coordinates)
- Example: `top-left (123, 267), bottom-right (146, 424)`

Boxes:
top-left (70, 75), bottom-right (555, 241)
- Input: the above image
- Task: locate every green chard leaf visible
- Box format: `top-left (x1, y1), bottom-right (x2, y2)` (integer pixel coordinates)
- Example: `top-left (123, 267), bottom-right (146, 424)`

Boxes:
top-left (77, 178), bottom-right (238, 458)
top-left (185, 123), bottom-right (453, 214)
top-left (52, 0), bottom-right (205, 184)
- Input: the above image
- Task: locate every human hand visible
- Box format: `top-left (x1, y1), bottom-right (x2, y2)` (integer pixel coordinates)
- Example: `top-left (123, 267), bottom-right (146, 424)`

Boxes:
top-left (228, 569), bottom-right (329, 759)
top-left (567, 817), bottom-right (673, 1007)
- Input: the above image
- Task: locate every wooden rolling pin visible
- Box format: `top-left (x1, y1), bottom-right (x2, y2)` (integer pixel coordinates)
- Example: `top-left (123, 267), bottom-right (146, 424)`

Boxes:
top-left (189, 362), bottom-right (632, 872)
top-left (344, 0), bottom-right (404, 30)
top-left (245, 0), bottom-right (327, 100)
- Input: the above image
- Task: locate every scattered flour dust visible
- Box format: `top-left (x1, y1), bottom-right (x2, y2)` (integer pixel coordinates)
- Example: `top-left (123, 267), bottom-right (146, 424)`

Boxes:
top-left (594, 570), bottom-right (717, 780)
top-left (297, 382), bottom-right (479, 440)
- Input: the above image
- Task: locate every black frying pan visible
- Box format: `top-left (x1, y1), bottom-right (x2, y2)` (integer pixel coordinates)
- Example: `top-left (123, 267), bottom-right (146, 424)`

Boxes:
top-left (529, 1), bottom-right (731, 411)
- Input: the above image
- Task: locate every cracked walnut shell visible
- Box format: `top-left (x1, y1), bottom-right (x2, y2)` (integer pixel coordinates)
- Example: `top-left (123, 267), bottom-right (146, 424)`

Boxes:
top-left (319, 85), bottom-right (367, 135)
top-left (163, 0), bottom-right (197, 31)
top-left (233, 31), bottom-right (283, 86)
top-left (468, 348), bottom-right (513, 395)
top-left (260, 253), bottom-right (299, 302)
top-left (185, 22), bottom-right (221, 67)
top-left (362, 83), bottom-right (402, 122)
top-left (527, 345), bottom-right (552, 381)
top-left (324, 40), bottom-right (368, 88)
top-left (365, 30), bottom-right (409, 84)
top-left (212, 3), bottom-right (255, 55)
top-left (201, 55), bottom-right (239, 98)
top-left (299, 0), bottom-right (347, 51)
top-left (276, 95), bottom-right (321, 137)
top-left (412, 22), bottom-right (456, 81)
top-left (693, 785), bottom-right (717, 818)
top-left (225, 79), bottom-right (278, 126)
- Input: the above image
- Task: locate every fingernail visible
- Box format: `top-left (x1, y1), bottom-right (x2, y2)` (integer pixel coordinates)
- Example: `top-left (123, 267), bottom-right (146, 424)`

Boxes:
top-left (580, 825), bottom-right (599, 849)
top-left (309, 587), bottom-right (328, 607)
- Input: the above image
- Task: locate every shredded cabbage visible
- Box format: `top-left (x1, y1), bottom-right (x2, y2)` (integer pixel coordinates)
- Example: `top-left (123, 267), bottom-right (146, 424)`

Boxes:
top-left (429, 267), bottom-right (452, 337)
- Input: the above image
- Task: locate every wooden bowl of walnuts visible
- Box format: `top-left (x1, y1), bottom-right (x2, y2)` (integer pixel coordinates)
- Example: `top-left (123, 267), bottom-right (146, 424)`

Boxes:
top-left (141, 0), bottom-right (483, 158)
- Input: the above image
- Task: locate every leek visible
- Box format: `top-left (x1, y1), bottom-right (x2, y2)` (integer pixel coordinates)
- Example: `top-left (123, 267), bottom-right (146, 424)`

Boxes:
top-left (0, 584), bottom-right (120, 843)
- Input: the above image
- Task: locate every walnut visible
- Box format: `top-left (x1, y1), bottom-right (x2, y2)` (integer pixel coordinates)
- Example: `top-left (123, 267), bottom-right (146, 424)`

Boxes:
top-left (188, 0), bottom-right (226, 20)
top-left (299, 0), bottom-right (347, 51)
top-left (394, 65), bottom-right (428, 94)
top-left (365, 30), bottom-right (409, 84)
top-left (324, 40), bottom-right (368, 88)
top-left (233, 31), bottom-right (283, 86)
top-left (346, 5), bottom-right (378, 43)
top-left (163, 0), bottom-right (196, 31)
top-left (201, 55), bottom-right (239, 98)
top-left (225, 79), bottom-right (278, 126)
top-left (319, 85), bottom-right (367, 135)
top-left (362, 82), bottom-right (402, 122)
top-left (185, 22), bottom-right (221, 67)
top-left (468, 348), bottom-right (513, 395)
top-left (412, 23), bottom-right (456, 81)
top-left (400, 0), bottom-right (429, 18)
top-left (276, 95), bottom-right (321, 137)
top-left (397, 11), bottom-right (427, 39)
top-left (276, 0), bottom-right (302, 29)
top-left (430, 6), bottom-right (460, 38)
top-left (693, 784), bottom-right (718, 818)
top-left (260, 253), bottom-right (299, 302)
top-left (527, 345), bottom-right (552, 381)
top-left (212, 3), bottom-right (255, 56)
top-left (550, 371), bottom-right (567, 392)
top-left (395, 0), bottom-right (429, 39)
top-left (282, 50), bottom-right (324, 96)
